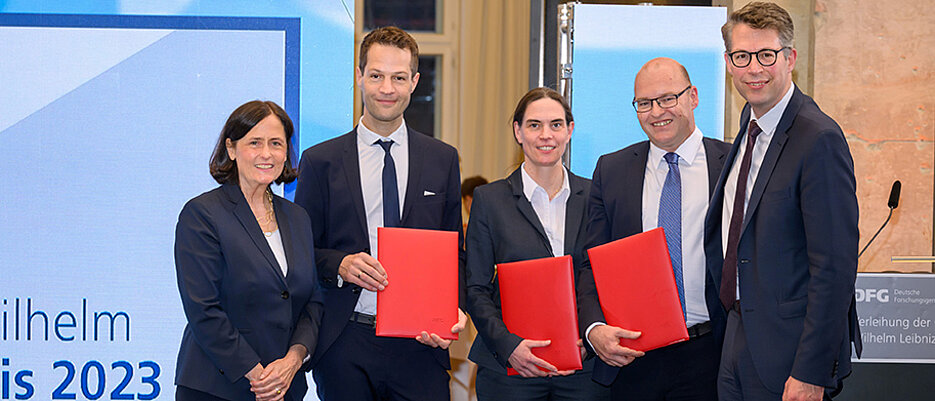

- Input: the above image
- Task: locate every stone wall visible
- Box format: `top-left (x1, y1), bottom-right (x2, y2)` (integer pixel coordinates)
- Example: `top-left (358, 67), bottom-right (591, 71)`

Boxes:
top-left (813, 0), bottom-right (934, 272)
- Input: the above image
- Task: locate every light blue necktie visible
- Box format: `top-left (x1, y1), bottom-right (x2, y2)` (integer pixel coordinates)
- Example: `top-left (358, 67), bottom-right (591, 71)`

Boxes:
top-left (658, 152), bottom-right (686, 321)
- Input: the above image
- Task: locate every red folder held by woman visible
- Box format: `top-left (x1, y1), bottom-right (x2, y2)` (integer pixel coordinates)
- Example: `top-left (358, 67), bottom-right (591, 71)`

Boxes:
top-left (498, 255), bottom-right (583, 374)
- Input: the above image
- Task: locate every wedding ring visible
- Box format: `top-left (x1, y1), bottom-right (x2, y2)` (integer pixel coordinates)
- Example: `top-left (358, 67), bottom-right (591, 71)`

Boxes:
top-left (276, 388), bottom-right (281, 394)
top-left (357, 272), bottom-right (362, 278)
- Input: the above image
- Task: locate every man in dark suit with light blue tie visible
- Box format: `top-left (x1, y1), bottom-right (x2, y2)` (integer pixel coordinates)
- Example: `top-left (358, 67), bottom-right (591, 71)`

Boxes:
top-left (707, 3), bottom-right (861, 400)
top-left (577, 57), bottom-right (730, 400)
top-left (294, 27), bottom-right (466, 401)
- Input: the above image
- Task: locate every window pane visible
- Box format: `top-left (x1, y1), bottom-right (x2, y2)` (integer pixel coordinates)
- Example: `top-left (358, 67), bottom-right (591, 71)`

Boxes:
top-left (363, 0), bottom-right (439, 33)
top-left (405, 55), bottom-right (438, 137)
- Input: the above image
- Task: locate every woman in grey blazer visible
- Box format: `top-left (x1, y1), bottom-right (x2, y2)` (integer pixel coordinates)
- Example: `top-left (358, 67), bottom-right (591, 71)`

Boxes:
top-left (465, 88), bottom-right (609, 400)
top-left (174, 101), bottom-right (322, 401)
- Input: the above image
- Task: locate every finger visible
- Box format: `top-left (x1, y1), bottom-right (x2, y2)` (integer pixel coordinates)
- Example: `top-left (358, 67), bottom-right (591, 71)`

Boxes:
top-left (430, 333), bottom-right (452, 349)
top-left (358, 253), bottom-right (388, 278)
top-left (528, 355), bottom-right (558, 373)
top-left (614, 328), bottom-right (642, 339)
top-left (526, 339), bottom-right (551, 348)
top-left (354, 271), bottom-right (385, 291)
top-left (414, 332), bottom-right (435, 346)
top-left (554, 369), bottom-right (575, 376)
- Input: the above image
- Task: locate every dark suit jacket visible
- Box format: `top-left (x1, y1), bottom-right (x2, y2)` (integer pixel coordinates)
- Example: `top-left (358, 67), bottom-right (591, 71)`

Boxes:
top-left (174, 184), bottom-right (323, 401)
top-left (465, 167), bottom-right (591, 371)
top-left (294, 127), bottom-right (463, 370)
top-left (704, 86), bottom-right (861, 393)
top-left (577, 137), bottom-right (731, 386)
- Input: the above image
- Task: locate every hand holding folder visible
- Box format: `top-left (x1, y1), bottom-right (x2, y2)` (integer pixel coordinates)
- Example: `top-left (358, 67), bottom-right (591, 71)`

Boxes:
top-left (376, 227), bottom-right (459, 340)
top-left (497, 255), bottom-right (583, 376)
top-left (586, 227), bottom-right (688, 352)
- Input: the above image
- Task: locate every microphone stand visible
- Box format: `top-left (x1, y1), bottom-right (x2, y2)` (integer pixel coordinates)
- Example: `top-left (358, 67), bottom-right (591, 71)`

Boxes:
top-left (858, 206), bottom-right (894, 259)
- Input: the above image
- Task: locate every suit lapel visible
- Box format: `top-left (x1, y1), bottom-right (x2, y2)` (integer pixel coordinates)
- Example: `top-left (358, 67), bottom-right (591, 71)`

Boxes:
top-left (702, 137), bottom-right (729, 197)
top-left (507, 169), bottom-right (552, 255)
top-left (563, 173), bottom-right (586, 256)
top-left (401, 127), bottom-right (425, 224)
top-left (223, 184), bottom-right (287, 287)
top-left (625, 143), bottom-right (650, 235)
top-left (740, 89), bottom-right (800, 235)
top-left (342, 129), bottom-right (369, 237)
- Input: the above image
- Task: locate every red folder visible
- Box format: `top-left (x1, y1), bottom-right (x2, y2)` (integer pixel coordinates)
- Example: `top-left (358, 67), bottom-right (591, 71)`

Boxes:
top-left (586, 227), bottom-right (688, 352)
top-left (497, 255), bottom-right (583, 375)
top-left (376, 227), bottom-right (459, 339)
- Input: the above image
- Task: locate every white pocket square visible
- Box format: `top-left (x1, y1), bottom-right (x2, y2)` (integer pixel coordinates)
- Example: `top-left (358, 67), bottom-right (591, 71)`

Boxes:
top-left (423, 190), bottom-right (436, 196)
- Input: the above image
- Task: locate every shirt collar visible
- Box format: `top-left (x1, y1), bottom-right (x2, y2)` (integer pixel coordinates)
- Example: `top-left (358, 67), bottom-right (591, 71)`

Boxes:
top-left (648, 126), bottom-right (704, 167)
top-left (750, 83), bottom-right (795, 136)
top-left (520, 162), bottom-right (570, 202)
top-left (357, 117), bottom-right (409, 147)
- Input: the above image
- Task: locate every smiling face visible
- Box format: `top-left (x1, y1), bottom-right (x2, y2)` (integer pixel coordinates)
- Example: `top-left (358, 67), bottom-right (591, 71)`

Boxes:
top-left (513, 98), bottom-right (573, 169)
top-left (356, 43), bottom-right (420, 135)
top-left (726, 23), bottom-right (797, 117)
top-left (226, 114), bottom-right (287, 192)
top-left (633, 58), bottom-right (698, 152)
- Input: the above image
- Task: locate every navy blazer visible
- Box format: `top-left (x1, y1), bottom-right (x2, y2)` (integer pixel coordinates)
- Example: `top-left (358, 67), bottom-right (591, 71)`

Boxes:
top-left (465, 167), bottom-right (591, 371)
top-left (294, 127), bottom-right (463, 369)
top-left (174, 184), bottom-right (323, 401)
top-left (704, 86), bottom-right (861, 393)
top-left (577, 137), bottom-right (731, 386)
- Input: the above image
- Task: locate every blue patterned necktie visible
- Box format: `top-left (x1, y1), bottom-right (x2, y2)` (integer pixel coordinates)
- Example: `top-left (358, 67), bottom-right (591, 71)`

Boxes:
top-left (377, 140), bottom-right (400, 227)
top-left (658, 152), bottom-right (686, 321)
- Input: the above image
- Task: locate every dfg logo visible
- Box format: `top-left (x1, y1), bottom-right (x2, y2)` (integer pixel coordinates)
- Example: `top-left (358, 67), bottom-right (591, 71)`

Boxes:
top-left (856, 288), bottom-right (889, 302)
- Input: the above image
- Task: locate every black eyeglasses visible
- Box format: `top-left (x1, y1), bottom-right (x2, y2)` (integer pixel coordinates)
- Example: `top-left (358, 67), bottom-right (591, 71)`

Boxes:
top-left (632, 85), bottom-right (692, 113)
top-left (727, 47), bottom-right (790, 68)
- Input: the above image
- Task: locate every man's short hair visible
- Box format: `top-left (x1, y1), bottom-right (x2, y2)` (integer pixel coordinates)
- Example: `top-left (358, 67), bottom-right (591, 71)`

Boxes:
top-left (721, 1), bottom-right (794, 51)
top-left (359, 26), bottom-right (419, 76)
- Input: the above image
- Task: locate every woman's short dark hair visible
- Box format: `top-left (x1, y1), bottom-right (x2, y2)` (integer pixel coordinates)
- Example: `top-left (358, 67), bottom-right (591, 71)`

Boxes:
top-left (209, 100), bottom-right (297, 185)
top-left (511, 87), bottom-right (574, 129)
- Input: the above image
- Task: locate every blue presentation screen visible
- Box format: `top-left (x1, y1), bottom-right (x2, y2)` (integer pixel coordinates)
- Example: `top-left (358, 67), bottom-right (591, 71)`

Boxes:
top-left (569, 5), bottom-right (727, 178)
top-left (0, 14), bottom-right (298, 399)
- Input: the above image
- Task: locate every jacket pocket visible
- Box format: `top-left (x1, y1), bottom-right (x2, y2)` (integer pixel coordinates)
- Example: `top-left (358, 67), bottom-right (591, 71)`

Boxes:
top-left (778, 296), bottom-right (807, 318)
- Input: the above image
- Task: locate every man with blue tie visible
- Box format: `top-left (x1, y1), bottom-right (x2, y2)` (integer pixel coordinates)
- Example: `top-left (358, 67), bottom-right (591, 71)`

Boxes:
top-left (294, 26), bottom-right (467, 401)
top-left (577, 57), bottom-right (730, 400)
top-left (707, 3), bottom-right (860, 400)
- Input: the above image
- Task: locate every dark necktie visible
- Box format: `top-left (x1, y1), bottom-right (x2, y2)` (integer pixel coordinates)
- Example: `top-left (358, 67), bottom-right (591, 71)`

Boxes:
top-left (658, 152), bottom-right (686, 320)
top-left (720, 121), bottom-right (762, 310)
top-left (377, 140), bottom-right (400, 227)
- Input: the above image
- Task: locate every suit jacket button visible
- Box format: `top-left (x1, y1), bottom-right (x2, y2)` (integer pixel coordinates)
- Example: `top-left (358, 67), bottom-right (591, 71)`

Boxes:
top-left (281, 291), bottom-right (290, 299)
top-left (219, 369), bottom-right (224, 374)
top-left (740, 259), bottom-right (750, 264)
top-left (352, 288), bottom-right (361, 294)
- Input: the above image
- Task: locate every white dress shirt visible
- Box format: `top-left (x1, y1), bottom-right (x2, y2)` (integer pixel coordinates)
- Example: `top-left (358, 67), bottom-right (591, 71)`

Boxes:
top-left (520, 163), bottom-right (571, 257)
top-left (350, 118), bottom-right (410, 315)
top-left (264, 229), bottom-right (289, 277)
top-left (642, 127), bottom-right (710, 327)
top-left (721, 84), bottom-right (795, 299)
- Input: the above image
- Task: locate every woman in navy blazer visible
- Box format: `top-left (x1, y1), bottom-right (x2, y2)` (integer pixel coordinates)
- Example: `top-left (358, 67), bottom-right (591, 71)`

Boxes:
top-left (174, 101), bottom-right (323, 401)
top-left (465, 88), bottom-right (609, 400)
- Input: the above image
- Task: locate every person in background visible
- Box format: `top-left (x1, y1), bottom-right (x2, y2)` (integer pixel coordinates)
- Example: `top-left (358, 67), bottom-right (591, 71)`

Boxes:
top-left (174, 100), bottom-right (323, 401)
top-left (466, 87), bottom-right (610, 401)
top-left (461, 175), bottom-right (488, 230)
